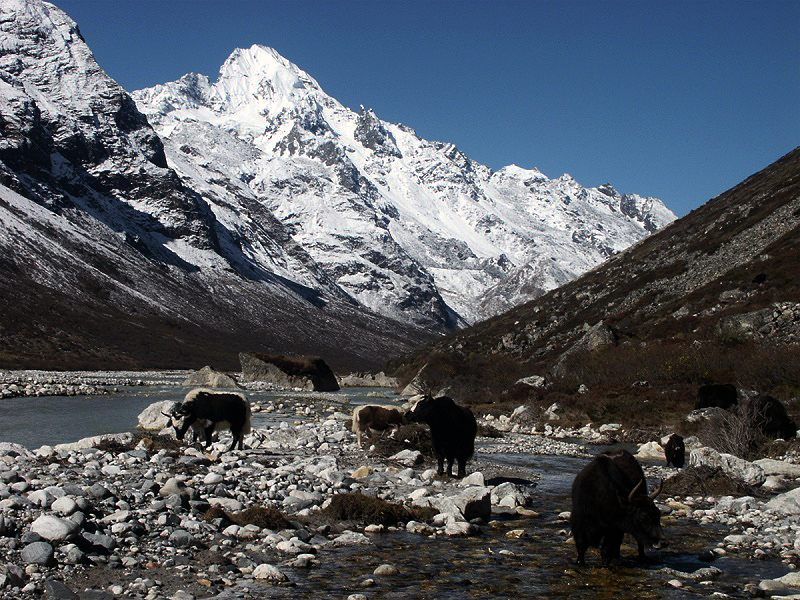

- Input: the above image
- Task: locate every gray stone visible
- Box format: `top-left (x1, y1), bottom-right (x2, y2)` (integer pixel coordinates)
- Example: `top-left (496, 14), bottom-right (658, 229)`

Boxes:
top-left (183, 366), bottom-right (240, 388)
top-left (0, 564), bottom-right (25, 589)
top-left (30, 514), bottom-right (80, 542)
top-left (168, 529), bottom-right (196, 548)
top-left (44, 579), bottom-right (79, 599)
top-left (51, 496), bottom-right (79, 516)
top-left (82, 532), bottom-right (116, 552)
top-left (20, 541), bottom-right (55, 566)
top-left (766, 487), bottom-right (800, 515)
top-left (239, 352), bottom-right (339, 391)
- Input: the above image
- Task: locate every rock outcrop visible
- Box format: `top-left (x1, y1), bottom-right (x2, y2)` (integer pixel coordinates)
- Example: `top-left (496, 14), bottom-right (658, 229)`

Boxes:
top-left (239, 352), bottom-right (340, 391)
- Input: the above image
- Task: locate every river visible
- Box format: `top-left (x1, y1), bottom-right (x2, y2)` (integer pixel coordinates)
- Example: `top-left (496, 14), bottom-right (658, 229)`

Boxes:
top-left (0, 385), bottom-right (791, 597)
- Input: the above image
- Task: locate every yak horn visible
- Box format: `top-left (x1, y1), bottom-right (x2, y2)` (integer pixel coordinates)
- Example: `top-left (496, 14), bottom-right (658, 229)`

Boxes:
top-left (628, 479), bottom-right (644, 502)
top-left (649, 479), bottom-right (664, 499)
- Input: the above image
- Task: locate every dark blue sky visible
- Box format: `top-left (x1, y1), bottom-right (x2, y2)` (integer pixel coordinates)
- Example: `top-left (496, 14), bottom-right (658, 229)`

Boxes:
top-left (55, 0), bottom-right (799, 216)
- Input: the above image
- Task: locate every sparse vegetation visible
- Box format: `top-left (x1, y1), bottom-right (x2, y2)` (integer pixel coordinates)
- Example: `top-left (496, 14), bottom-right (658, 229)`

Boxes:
top-left (321, 492), bottom-right (436, 526)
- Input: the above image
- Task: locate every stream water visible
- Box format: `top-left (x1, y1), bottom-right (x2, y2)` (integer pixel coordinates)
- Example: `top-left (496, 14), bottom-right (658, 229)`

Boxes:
top-left (0, 386), bottom-right (791, 596)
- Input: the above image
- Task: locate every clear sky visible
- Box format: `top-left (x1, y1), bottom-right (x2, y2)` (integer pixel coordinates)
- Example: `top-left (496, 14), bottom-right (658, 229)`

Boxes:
top-left (54, 0), bottom-right (799, 216)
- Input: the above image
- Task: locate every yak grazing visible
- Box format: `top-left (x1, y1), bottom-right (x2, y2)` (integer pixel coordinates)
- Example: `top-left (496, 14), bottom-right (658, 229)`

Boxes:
top-left (165, 388), bottom-right (251, 452)
top-left (570, 450), bottom-right (663, 566)
top-left (351, 404), bottom-right (405, 447)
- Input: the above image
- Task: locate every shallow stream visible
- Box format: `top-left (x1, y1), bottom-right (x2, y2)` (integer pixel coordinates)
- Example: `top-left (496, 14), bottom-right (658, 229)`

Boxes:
top-left (0, 386), bottom-right (791, 597)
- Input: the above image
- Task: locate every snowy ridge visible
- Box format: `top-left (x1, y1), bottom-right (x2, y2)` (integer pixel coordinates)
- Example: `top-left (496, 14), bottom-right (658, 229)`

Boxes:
top-left (134, 44), bottom-right (675, 324)
top-left (1, 0), bottom-right (675, 368)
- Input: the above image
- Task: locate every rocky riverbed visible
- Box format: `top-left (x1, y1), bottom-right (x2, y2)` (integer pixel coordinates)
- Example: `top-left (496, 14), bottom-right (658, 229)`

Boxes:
top-left (0, 390), bottom-right (799, 598)
top-left (0, 371), bottom-right (190, 400)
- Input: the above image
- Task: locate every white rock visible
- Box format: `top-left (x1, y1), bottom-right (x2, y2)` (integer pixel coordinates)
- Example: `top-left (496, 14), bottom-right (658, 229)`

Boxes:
top-left (137, 400), bottom-right (179, 430)
top-left (51, 496), bottom-right (78, 516)
top-left (253, 563), bottom-right (288, 582)
top-left (331, 531), bottom-right (372, 546)
top-left (203, 472), bottom-right (224, 485)
top-left (209, 497), bottom-right (244, 512)
top-left (389, 450), bottom-right (423, 466)
top-left (754, 458), bottom-right (800, 478)
top-left (635, 441), bottom-right (666, 461)
top-left (766, 487), bottom-right (800, 515)
top-left (459, 472), bottom-right (485, 487)
top-left (30, 515), bottom-right (79, 542)
top-left (689, 447), bottom-right (765, 486)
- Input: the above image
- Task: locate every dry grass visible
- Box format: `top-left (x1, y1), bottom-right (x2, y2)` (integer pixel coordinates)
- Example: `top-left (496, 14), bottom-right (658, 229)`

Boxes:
top-left (321, 492), bottom-right (436, 526)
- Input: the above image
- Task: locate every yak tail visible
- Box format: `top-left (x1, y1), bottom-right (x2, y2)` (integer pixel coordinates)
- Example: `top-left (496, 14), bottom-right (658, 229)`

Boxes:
top-left (351, 405), bottom-right (364, 433)
top-left (242, 399), bottom-right (252, 435)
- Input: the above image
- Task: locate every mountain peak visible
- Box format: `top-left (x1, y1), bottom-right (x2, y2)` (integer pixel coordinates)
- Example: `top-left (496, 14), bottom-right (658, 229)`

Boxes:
top-left (213, 44), bottom-right (324, 112)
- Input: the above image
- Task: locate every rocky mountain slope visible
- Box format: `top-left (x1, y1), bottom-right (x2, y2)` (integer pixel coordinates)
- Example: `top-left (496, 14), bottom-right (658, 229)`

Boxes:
top-left (132, 44), bottom-right (675, 327)
top-left (0, 0), bottom-right (673, 371)
top-left (389, 147), bottom-right (800, 393)
top-left (0, 0), bottom-right (432, 371)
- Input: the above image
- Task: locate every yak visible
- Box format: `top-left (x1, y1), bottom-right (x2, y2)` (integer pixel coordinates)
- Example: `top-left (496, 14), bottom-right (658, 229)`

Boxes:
top-left (663, 434), bottom-right (685, 468)
top-left (752, 395), bottom-right (797, 440)
top-left (405, 395), bottom-right (477, 478)
top-left (351, 404), bottom-right (405, 447)
top-left (570, 450), bottom-right (663, 566)
top-left (164, 388), bottom-right (251, 452)
top-left (695, 384), bottom-right (738, 410)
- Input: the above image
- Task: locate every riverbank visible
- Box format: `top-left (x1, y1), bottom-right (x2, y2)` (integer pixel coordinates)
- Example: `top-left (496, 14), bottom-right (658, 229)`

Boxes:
top-left (0, 371), bottom-right (190, 399)
top-left (0, 393), bottom-right (799, 598)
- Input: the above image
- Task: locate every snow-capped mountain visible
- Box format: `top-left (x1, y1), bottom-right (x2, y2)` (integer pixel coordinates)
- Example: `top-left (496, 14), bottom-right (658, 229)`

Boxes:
top-left (0, 0), bottom-right (674, 370)
top-left (0, 0), bottom-right (433, 371)
top-left (133, 44), bottom-right (675, 325)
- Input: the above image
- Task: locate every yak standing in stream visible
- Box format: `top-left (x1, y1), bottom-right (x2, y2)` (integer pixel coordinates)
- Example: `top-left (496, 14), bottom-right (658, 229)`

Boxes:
top-left (570, 450), bottom-right (664, 566)
top-left (405, 395), bottom-right (477, 478)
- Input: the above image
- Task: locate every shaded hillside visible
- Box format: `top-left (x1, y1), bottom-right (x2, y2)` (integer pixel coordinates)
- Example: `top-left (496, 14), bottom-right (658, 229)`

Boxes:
top-left (389, 147), bottom-right (800, 415)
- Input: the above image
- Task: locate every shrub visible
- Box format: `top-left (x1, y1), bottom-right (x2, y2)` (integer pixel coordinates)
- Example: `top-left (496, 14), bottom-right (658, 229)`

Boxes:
top-left (321, 493), bottom-right (435, 525)
top-left (696, 398), bottom-right (771, 459)
top-left (229, 506), bottom-right (292, 530)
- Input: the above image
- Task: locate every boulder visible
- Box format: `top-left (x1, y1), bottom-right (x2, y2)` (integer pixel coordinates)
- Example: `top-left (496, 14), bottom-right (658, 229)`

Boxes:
top-left (338, 372), bottom-right (399, 388)
top-left (137, 400), bottom-right (179, 431)
top-left (636, 441), bottom-right (666, 461)
top-left (30, 515), bottom-right (80, 542)
top-left (182, 366), bottom-right (239, 388)
top-left (53, 433), bottom-right (133, 453)
top-left (515, 375), bottom-right (547, 389)
top-left (253, 563), bottom-right (289, 582)
top-left (239, 353), bottom-right (339, 391)
top-left (689, 447), bottom-right (765, 486)
top-left (754, 458), bottom-right (800, 479)
top-left (20, 541), bottom-right (55, 566)
top-left (766, 487), bottom-right (800, 515)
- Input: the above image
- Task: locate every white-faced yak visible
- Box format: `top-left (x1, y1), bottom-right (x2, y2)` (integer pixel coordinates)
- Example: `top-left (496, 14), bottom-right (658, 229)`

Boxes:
top-left (165, 388), bottom-right (251, 452)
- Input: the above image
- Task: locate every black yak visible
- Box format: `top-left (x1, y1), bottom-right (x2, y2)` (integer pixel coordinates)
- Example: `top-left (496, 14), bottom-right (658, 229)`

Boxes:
top-left (695, 384), bottom-right (738, 410)
top-left (570, 450), bottom-right (663, 566)
top-left (405, 395), bottom-right (477, 478)
top-left (663, 434), bottom-right (685, 468)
